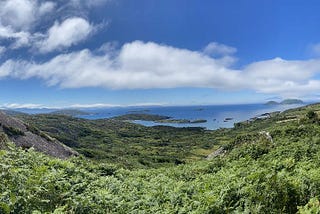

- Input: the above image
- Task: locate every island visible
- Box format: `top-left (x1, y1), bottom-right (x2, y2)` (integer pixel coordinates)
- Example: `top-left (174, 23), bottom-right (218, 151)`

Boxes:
top-left (280, 99), bottom-right (303, 105)
top-left (112, 113), bottom-right (207, 124)
top-left (265, 101), bottom-right (280, 105)
top-left (223, 117), bottom-right (234, 122)
top-left (50, 109), bottom-right (91, 117)
top-left (264, 99), bottom-right (303, 105)
top-left (127, 109), bottom-right (151, 113)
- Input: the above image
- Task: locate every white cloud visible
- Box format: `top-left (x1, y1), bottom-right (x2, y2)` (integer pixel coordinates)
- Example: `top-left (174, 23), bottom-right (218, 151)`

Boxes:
top-left (69, 0), bottom-right (110, 8)
top-left (9, 41), bottom-right (238, 89)
top-left (0, 0), bottom-right (36, 31)
top-left (0, 24), bottom-right (32, 48)
top-left (242, 58), bottom-right (320, 96)
top-left (0, 0), bottom-right (54, 49)
top-left (0, 60), bottom-right (20, 78)
top-left (0, 0), bottom-right (104, 52)
top-left (203, 42), bottom-right (237, 56)
top-left (0, 103), bottom-right (44, 109)
top-left (38, 1), bottom-right (56, 16)
top-left (0, 102), bottom-right (165, 109)
top-left (37, 17), bottom-right (94, 53)
top-left (1, 40), bottom-right (320, 98)
top-left (0, 46), bottom-right (6, 56)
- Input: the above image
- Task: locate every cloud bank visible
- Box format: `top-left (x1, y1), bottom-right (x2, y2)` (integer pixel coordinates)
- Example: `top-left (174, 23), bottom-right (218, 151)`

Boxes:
top-left (0, 41), bottom-right (320, 97)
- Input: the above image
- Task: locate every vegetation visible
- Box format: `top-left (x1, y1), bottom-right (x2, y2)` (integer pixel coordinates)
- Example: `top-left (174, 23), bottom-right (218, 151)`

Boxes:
top-left (2, 124), bottom-right (25, 137)
top-left (281, 99), bottom-right (304, 104)
top-left (3, 103), bottom-right (320, 212)
top-left (17, 114), bottom-right (215, 168)
top-left (113, 113), bottom-right (207, 124)
top-left (50, 109), bottom-right (91, 117)
top-left (265, 100), bottom-right (280, 105)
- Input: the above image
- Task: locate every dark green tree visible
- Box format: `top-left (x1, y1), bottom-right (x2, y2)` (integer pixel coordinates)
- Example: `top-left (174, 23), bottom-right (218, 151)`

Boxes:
top-left (306, 110), bottom-right (318, 123)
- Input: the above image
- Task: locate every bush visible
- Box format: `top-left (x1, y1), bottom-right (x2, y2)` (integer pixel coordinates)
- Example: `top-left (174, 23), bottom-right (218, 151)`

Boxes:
top-left (306, 110), bottom-right (319, 123)
top-left (2, 125), bottom-right (25, 137)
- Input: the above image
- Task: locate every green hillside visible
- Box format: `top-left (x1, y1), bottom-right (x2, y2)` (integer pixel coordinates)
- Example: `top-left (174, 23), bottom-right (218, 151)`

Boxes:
top-left (15, 114), bottom-right (216, 168)
top-left (2, 103), bottom-right (320, 212)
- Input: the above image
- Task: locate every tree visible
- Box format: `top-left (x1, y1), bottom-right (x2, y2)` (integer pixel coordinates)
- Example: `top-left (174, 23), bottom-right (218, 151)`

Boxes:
top-left (306, 110), bottom-right (318, 123)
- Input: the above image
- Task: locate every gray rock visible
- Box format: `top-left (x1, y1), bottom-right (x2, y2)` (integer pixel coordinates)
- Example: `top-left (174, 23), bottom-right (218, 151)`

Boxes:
top-left (206, 147), bottom-right (226, 160)
top-left (0, 111), bottom-right (78, 159)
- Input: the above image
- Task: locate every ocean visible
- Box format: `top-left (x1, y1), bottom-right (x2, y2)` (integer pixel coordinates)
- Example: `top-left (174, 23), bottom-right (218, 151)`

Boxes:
top-left (76, 103), bottom-right (307, 130)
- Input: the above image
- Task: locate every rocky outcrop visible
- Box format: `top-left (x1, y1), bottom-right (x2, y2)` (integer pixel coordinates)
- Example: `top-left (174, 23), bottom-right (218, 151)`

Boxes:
top-left (0, 111), bottom-right (78, 159)
top-left (259, 131), bottom-right (273, 143)
top-left (206, 147), bottom-right (226, 160)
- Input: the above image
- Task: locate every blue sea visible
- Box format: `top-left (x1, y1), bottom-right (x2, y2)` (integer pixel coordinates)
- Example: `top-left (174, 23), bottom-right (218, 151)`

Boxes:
top-left (11, 103), bottom-right (308, 130)
top-left (74, 103), bottom-right (306, 130)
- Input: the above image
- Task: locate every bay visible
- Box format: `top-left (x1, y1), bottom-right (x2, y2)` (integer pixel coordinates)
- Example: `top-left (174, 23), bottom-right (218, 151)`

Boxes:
top-left (78, 103), bottom-right (307, 130)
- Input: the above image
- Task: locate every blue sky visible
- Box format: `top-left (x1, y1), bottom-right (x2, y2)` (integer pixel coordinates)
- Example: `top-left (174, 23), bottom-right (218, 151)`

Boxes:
top-left (1, 0), bottom-right (320, 108)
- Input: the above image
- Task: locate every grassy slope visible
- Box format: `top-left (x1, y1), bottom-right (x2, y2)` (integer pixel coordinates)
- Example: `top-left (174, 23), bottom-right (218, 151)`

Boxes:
top-left (16, 103), bottom-right (320, 168)
top-left (17, 114), bottom-right (224, 168)
top-left (2, 103), bottom-right (320, 212)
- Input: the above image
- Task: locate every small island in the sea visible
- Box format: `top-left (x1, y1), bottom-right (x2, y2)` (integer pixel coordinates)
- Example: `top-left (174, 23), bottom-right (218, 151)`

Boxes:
top-left (265, 99), bottom-right (303, 105)
top-left (112, 113), bottom-right (207, 124)
top-left (50, 109), bottom-right (91, 117)
top-left (223, 117), bottom-right (234, 122)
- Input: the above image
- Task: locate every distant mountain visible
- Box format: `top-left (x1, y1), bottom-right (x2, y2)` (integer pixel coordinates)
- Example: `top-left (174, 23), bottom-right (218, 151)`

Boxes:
top-left (0, 111), bottom-right (78, 159)
top-left (1, 109), bottom-right (28, 116)
top-left (265, 99), bottom-right (303, 105)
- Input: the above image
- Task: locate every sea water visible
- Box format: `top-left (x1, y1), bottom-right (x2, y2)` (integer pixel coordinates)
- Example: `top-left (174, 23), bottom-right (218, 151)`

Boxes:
top-left (78, 103), bottom-right (306, 130)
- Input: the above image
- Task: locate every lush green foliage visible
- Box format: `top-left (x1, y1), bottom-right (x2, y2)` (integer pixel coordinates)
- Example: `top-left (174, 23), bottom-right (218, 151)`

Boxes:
top-left (3, 103), bottom-right (320, 213)
top-left (2, 124), bottom-right (320, 213)
top-left (18, 114), bottom-right (218, 168)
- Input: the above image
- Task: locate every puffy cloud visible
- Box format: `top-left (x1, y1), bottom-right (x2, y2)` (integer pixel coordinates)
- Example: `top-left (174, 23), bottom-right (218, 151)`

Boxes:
top-left (0, 0), bottom-right (56, 31)
top-left (242, 58), bottom-right (320, 96)
top-left (7, 41), bottom-right (238, 89)
top-left (203, 42), bottom-right (237, 56)
top-left (0, 0), bottom-right (103, 52)
top-left (1, 41), bottom-right (320, 97)
top-left (37, 17), bottom-right (94, 53)
top-left (0, 0), bottom-right (36, 31)
top-left (38, 1), bottom-right (56, 16)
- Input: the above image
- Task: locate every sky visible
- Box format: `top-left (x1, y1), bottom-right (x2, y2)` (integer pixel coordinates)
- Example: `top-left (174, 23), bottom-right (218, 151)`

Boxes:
top-left (1, 0), bottom-right (320, 108)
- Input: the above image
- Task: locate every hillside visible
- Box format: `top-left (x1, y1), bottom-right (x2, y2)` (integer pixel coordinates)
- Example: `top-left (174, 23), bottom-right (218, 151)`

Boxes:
top-left (2, 103), bottom-right (320, 212)
top-left (0, 111), bottom-right (77, 159)
top-left (15, 113), bottom-right (214, 168)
